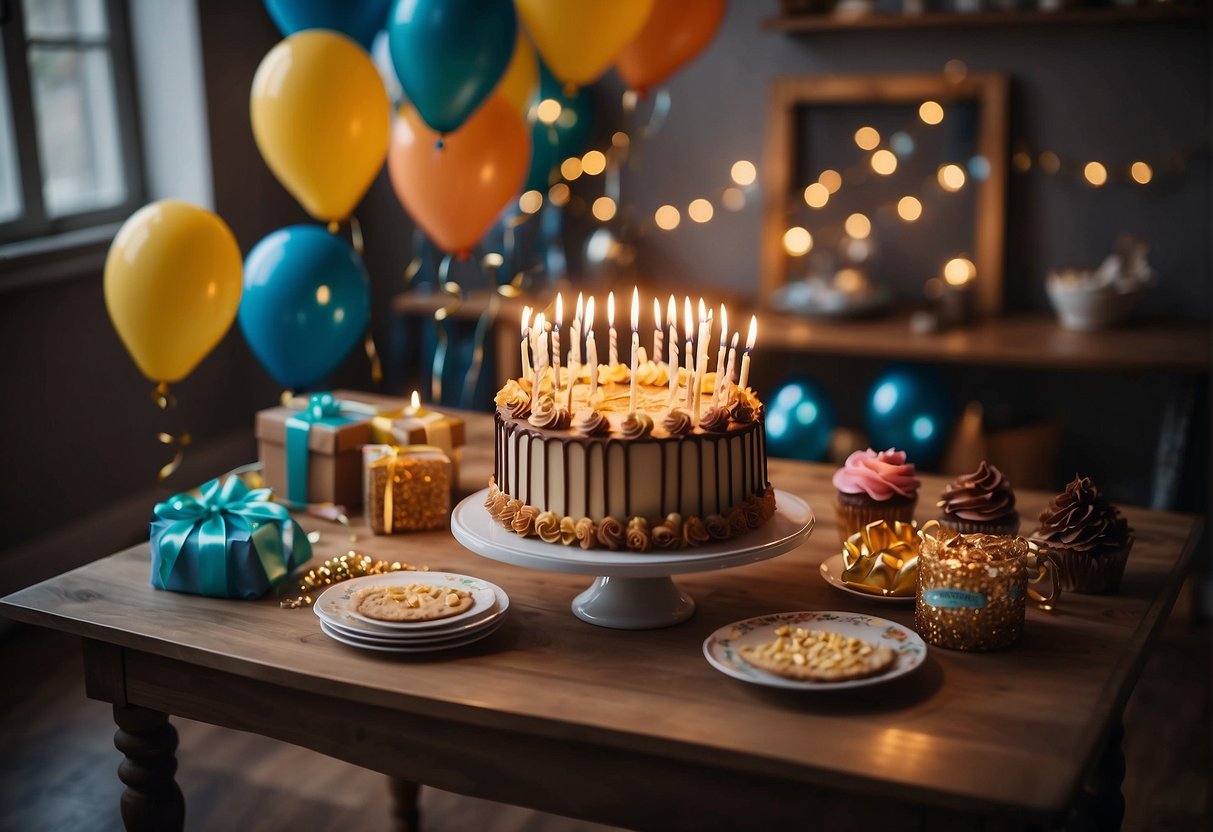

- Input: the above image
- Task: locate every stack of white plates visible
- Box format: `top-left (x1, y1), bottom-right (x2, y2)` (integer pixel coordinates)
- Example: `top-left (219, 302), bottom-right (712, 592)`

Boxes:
top-left (312, 571), bottom-right (509, 653)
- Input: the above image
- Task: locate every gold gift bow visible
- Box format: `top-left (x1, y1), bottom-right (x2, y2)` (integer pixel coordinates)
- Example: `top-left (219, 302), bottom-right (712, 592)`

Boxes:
top-left (840, 519), bottom-right (933, 597)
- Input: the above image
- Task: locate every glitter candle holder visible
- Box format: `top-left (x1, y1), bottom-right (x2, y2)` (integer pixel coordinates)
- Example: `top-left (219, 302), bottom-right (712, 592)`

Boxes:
top-left (914, 527), bottom-right (1060, 652)
top-left (364, 444), bottom-right (451, 535)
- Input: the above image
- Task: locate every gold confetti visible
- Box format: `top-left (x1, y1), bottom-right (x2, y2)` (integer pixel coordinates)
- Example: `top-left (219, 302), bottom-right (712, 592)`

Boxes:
top-left (278, 551), bottom-right (428, 609)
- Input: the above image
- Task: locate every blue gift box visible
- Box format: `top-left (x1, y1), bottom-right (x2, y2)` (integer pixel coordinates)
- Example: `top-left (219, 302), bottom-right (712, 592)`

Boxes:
top-left (150, 476), bottom-right (312, 600)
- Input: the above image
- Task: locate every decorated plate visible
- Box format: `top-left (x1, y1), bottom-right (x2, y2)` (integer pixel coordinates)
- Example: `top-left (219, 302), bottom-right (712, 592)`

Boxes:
top-left (819, 554), bottom-right (915, 605)
top-left (703, 611), bottom-right (927, 691)
top-left (314, 572), bottom-right (505, 633)
top-left (319, 603), bottom-right (507, 644)
top-left (319, 618), bottom-right (503, 653)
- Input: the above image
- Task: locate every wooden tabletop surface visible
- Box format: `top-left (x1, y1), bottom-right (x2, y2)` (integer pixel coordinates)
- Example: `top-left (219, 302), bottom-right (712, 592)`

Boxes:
top-left (1, 413), bottom-right (1201, 824)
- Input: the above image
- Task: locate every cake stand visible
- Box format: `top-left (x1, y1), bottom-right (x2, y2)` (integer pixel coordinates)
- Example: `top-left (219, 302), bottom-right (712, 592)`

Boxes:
top-left (451, 489), bottom-right (815, 630)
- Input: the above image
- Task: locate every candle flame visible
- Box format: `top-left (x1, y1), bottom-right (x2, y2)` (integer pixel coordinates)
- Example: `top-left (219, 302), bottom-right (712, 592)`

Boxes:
top-left (731, 331), bottom-right (739, 347)
top-left (576, 292), bottom-right (584, 322)
top-left (630, 286), bottom-right (639, 331)
top-left (534, 312), bottom-right (545, 332)
top-left (410, 390), bottom-right (420, 409)
top-left (608, 291), bottom-right (615, 326)
top-left (555, 292), bottom-right (563, 327)
top-left (698, 297), bottom-right (707, 321)
top-left (585, 296), bottom-right (595, 332)
top-left (667, 294), bottom-right (676, 327)
top-left (521, 305), bottom-right (531, 337)
top-left (719, 304), bottom-right (728, 346)
top-left (746, 315), bottom-right (758, 350)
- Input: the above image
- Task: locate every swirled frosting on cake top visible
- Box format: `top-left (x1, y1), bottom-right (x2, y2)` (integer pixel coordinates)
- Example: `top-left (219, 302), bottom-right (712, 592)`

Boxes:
top-left (832, 448), bottom-right (920, 501)
top-left (938, 461), bottom-right (1016, 522)
top-left (1032, 475), bottom-right (1130, 553)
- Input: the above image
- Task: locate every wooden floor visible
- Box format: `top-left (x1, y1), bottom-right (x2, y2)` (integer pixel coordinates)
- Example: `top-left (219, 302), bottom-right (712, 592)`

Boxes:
top-left (1, 613), bottom-right (1208, 832)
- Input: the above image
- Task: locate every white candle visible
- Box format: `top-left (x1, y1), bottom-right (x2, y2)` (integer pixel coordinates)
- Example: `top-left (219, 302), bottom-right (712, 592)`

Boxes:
top-left (738, 315), bottom-right (757, 392)
top-left (607, 291), bottom-right (618, 367)
top-left (723, 331), bottom-right (739, 400)
top-left (552, 293), bottom-right (563, 398)
top-left (713, 304), bottom-right (728, 405)
top-left (587, 331), bottom-right (599, 397)
top-left (532, 327), bottom-right (549, 409)
top-left (652, 297), bottom-right (663, 365)
top-left (667, 324), bottom-right (679, 404)
top-left (565, 358), bottom-right (578, 410)
top-left (629, 287), bottom-right (640, 415)
top-left (693, 303), bottom-right (711, 425)
top-left (520, 305), bottom-right (532, 382)
top-left (571, 292), bottom-right (584, 365)
top-left (683, 296), bottom-right (694, 410)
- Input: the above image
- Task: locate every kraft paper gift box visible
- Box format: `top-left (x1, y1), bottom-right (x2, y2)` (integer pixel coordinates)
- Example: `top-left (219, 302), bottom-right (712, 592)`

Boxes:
top-left (256, 392), bottom-right (372, 509)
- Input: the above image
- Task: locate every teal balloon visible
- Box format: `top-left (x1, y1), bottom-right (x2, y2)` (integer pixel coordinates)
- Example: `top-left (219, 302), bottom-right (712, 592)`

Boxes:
top-left (263, 0), bottom-right (392, 50)
top-left (239, 226), bottom-right (371, 390)
top-left (387, 0), bottom-right (515, 134)
top-left (525, 61), bottom-right (594, 192)
top-left (866, 366), bottom-right (954, 466)
top-left (765, 378), bottom-right (837, 461)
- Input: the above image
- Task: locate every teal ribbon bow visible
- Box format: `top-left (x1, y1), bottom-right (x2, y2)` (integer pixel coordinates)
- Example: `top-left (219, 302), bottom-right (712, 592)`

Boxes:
top-left (153, 476), bottom-right (295, 596)
top-left (284, 392), bottom-right (357, 505)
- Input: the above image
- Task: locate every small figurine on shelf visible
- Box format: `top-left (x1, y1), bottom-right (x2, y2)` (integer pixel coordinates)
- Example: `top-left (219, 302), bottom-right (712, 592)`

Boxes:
top-left (1046, 236), bottom-right (1155, 331)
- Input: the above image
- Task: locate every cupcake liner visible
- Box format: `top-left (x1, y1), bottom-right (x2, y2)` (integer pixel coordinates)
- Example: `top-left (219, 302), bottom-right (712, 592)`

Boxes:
top-left (938, 515), bottom-right (1020, 538)
top-left (834, 497), bottom-right (917, 545)
top-left (1047, 539), bottom-right (1133, 594)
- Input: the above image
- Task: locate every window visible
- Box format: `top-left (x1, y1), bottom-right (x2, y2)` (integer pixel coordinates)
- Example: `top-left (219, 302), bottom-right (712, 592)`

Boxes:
top-left (0, 0), bottom-right (143, 244)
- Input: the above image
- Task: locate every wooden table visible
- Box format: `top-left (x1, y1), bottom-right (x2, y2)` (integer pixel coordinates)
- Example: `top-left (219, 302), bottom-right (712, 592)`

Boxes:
top-left (1, 414), bottom-right (1201, 831)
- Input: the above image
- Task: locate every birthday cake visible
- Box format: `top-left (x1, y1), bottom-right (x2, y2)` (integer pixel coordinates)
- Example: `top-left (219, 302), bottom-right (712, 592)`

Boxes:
top-left (486, 294), bottom-right (773, 552)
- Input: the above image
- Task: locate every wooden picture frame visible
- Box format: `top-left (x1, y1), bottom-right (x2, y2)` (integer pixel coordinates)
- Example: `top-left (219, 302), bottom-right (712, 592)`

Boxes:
top-left (761, 72), bottom-right (1009, 316)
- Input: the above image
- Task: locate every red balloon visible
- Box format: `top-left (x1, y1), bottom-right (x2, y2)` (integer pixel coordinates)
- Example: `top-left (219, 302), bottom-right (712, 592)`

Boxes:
top-left (615, 0), bottom-right (727, 96)
top-left (388, 93), bottom-right (530, 257)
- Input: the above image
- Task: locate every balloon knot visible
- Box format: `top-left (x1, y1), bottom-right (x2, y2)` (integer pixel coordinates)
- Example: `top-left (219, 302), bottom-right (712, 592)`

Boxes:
top-left (436, 136), bottom-right (445, 150)
top-left (327, 220), bottom-right (339, 234)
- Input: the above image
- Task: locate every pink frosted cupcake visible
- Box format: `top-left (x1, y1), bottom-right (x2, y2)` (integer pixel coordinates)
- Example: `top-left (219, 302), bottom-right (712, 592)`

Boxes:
top-left (832, 448), bottom-right (920, 544)
top-left (1030, 475), bottom-right (1133, 594)
top-left (937, 461), bottom-right (1019, 537)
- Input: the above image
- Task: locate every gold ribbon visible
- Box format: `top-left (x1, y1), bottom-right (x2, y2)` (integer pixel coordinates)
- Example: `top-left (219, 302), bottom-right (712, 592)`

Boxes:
top-left (841, 519), bottom-right (932, 597)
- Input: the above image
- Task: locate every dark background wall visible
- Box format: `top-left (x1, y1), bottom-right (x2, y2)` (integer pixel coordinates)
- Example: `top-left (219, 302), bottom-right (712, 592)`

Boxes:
top-left (0, 0), bottom-right (1207, 566)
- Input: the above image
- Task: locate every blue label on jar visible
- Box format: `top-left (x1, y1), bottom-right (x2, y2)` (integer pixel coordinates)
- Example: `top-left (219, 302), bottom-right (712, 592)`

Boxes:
top-left (923, 589), bottom-right (988, 609)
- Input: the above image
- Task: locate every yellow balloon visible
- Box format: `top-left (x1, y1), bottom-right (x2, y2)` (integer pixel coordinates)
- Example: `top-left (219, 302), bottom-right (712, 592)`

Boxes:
top-left (250, 30), bottom-right (390, 222)
top-left (516, 0), bottom-right (654, 89)
top-left (104, 200), bottom-right (243, 384)
top-left (497, 32), bottom-right (539, 117)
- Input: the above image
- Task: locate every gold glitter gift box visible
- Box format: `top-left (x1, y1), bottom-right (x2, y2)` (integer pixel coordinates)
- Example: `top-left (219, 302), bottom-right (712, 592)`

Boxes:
top-left (914, 527), bottom-right (1060, 652)
top-left (364, 444), bottom-right (451, 534)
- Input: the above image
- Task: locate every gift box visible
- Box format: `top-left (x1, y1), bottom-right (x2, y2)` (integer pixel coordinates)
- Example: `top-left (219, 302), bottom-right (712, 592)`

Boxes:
top-left (151, 477), bottom-right (312, 600)
top-left (293, 389), bottom-right (466, 493)
top-left (256, 392), bottom-right (373, 509)
top-left (364, 444), bottom-right (451, 534)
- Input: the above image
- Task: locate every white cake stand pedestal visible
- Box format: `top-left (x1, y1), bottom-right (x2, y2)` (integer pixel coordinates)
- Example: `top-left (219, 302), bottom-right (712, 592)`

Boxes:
top-left (451, 489), bottom-right (815, 630)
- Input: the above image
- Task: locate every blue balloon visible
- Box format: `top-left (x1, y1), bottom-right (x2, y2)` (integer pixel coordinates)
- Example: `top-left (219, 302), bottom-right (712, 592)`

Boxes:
top-left (239, 226), bottom-right (371, 390)
top-left (525, 61), bottom-right (594, 193)
top-left (387, 0), bottom-right (516, 135)
top-left (765, 378), bottom-right (837, 461)
top-left (264, 0), bottom-right (392, 50)
top-left (865, 365), bottom-right (955, 467)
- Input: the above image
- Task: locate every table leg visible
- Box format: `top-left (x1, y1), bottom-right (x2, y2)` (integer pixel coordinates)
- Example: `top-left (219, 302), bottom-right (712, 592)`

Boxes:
top-left (389, 778), bottom-right (422, 832)
top-left (1070, 717), bottom-right (1126, 831)
top-left (113, 705), bottom-right (185, 832)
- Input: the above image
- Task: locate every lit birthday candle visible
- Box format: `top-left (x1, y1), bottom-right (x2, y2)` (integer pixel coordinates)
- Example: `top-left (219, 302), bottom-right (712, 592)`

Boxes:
top-left (552, 293), bottom-right (563, 398)
top-left (713, 303), bottom-right (728, 405)
top-left (585, 297), bottom-right (598, 398)
top-left (607, 290), bottom-right (618, 367)
top-left (652, 297), bottom-right (663, 365)
top-left (738, 315), bottom-right (758, 391)
top-left (520, 305), bottom-right (532, 382)
top-left (693, 299), bottom-right (712, 425)
top-left (629, 287), bottom-right (640, 416)
top-left (683, 296), bottom-right (693, 409)
top-left (666, 295), bottom-right (679, 404)
top-left (723, 331), bottom-right (739, 399)
top-left (571, 292), bottom-right (584, 365)
top-left (531, 313), bottom-right (548, 409)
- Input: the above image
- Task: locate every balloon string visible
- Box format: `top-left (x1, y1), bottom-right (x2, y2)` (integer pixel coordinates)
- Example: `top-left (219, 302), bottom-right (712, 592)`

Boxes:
top-left (348, 215), bottom-right (364, 256)
top-left (157, 430), bottom-right (191, 482)
top-left (364, 332), bottom-right (383, 385)
top-left (151, 382), bottom-right (175, 410)
top-left (430, 255), bottom-right (463, 403)
top-left (462, 251), bottom-right (502, 408)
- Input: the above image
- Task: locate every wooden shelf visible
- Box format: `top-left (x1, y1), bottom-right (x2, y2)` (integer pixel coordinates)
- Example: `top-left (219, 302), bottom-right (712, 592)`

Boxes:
top-left (760, 312), bottom-right (1209, 373)
top-left (764, 4), bottom-right (1208, 33)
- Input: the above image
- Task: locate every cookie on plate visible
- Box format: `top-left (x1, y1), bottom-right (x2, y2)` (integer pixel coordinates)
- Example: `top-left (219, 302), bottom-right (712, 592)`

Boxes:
top-left (355, 583), bottom-right (475, 622)
top-left (739, 625), bottom-right (896, 682)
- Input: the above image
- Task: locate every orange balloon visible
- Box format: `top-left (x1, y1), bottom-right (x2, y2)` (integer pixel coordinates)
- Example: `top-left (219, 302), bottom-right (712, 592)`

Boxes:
top-left (616, 0), bottom-right (727, 96)
top-left (388, 94), bottom-right (530, 257)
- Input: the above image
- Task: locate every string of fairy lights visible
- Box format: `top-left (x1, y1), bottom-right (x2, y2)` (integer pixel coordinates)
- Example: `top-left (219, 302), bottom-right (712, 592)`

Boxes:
top-left (514, 82), bottom-right (1204, 276)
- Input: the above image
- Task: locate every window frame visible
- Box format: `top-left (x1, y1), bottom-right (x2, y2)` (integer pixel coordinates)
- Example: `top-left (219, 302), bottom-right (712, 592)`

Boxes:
top-left (0, 0), bottom-right (145, 246)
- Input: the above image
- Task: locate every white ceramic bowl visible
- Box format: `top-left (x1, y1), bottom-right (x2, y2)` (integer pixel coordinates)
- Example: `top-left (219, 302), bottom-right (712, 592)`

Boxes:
top-left (1046, 278), bottom-right (1143, 331)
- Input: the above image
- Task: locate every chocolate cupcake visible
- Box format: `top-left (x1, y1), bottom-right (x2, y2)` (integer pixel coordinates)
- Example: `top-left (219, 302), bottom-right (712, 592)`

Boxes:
top-left (1030, 475), bottom-right (1133, 594)
top-left (937, 461), bottom-right (1019, 537)
top-left (832, 448), bottom-right (920, 545)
